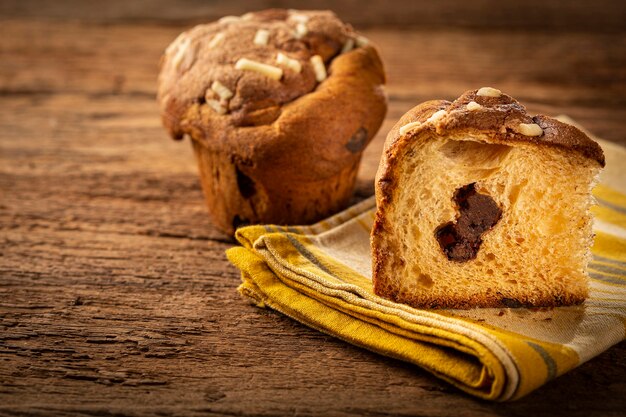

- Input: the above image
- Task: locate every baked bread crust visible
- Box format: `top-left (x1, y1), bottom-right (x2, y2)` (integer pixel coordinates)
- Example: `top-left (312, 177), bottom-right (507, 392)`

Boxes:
top-left (372, 88), bottom-right (604, 309)
top-left (380, 90), bottom-right (604, 167)
top-left (158, 9), bottom-right (387, 234)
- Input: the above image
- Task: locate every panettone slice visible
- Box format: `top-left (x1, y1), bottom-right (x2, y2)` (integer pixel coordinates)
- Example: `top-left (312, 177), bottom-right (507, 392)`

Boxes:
top-left (371, 88), bottom-right (605, 309)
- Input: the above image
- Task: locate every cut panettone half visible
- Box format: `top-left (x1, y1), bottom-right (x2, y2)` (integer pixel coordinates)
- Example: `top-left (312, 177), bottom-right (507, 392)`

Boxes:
top-left (371, 88), bottom-right (605, 309)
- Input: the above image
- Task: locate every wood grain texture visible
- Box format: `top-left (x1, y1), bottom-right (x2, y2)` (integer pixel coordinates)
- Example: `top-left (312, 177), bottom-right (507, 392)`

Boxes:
top-left (1, 3), bottom-right (625, 415)
top-left (2, 0), bottom-right (626, 32)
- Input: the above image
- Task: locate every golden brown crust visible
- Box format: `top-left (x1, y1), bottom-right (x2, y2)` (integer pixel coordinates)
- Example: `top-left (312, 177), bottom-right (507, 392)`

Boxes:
top-left (158, 9), bottom-right (387, 235)
top-left (372, 101), bottom-right (447, 289)
top-left (373, 280), bottom-right (586, 310)
top-left (382, 90), bottom-right (605, 167)
top-left (371, 88), bottom-right (601, 309)
top-left (183, 45), bottom-right (385, 180)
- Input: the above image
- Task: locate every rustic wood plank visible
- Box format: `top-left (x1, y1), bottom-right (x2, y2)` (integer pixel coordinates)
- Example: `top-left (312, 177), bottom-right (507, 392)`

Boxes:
top-left (2, 0), bottom-right (625, 32)
top-left (0, 16), bottom-right (625, 416)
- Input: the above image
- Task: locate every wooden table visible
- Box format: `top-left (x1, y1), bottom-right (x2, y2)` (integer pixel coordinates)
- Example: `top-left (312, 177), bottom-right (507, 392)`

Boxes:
top-left (1, 1), bottom-right (625, 415)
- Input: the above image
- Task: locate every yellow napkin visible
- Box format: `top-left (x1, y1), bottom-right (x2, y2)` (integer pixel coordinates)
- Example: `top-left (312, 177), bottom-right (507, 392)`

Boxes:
top-left (227, 117), bottom-right (626, 401)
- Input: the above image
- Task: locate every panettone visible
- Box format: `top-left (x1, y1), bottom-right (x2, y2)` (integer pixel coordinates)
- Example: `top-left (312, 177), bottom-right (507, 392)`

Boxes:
top-left (371, 88), bottom-right (605, 309)
top-left (158, 9), bottom-right (387, 235)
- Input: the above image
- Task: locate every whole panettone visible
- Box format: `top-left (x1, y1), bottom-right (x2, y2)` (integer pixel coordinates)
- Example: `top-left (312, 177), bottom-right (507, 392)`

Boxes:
top-left (158, 9), bottom-right (387, 235)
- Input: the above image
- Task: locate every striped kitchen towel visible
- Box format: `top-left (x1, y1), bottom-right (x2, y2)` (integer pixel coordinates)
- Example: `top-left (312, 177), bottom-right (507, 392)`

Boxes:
top-left (226, 117), bottom-right (626, 401)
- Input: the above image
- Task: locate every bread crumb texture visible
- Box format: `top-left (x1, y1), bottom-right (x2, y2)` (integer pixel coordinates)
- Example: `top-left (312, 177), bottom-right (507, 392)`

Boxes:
top-left (372, 88), bottom-right (604, 309)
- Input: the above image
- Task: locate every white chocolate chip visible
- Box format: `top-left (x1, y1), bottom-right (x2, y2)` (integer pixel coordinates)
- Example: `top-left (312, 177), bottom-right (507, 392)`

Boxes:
top-left (235, 58), bottom-right (283, 80)
top-left (290, 13), bottom-right (310, 23)
top-left (517, 123), bottom-right (544, 137)
top-left (427, 109), bottom-right (447, 123)
top-left (241, 12), bottom-right (255, 21)
top-left (253, 29), bottom-right (270, 46)
top-left (466, 101), bottom-right (482, 111)
top-left (276, 52), bottom-right (302, 73)
top-left (211, 80), bottom-right (233, 100)
top-left (399, 121), bottom-right (422, 136)
top-left (477, 87), bottom-right (502, 97)
top-left (310, 55), bottom-right (327, 82)
top-left (171, 37), bottom-right (190, 68)
top-left (355, 35), bottom-right (369, 47)
top-left (207, 99), bottom-right (227, 115)
top-left (341, 38), bottom-right (355, 54)
top-left (294, 22), bottom-right (308, 39)
top-left (171, 37), bottom-right (195, 71)
top-left (218, 16), bottom-right (240, 24)
top-left (165, 32), bottom-right (186, 55)
top-left (208, 32), bottom-right (225, 49)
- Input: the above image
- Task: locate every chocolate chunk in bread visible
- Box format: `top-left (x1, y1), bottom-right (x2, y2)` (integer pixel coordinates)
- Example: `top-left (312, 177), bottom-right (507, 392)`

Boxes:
top-left (371, 88), bottom-right (604, 309)
top-left (435, 183), bottom-right (502, 262)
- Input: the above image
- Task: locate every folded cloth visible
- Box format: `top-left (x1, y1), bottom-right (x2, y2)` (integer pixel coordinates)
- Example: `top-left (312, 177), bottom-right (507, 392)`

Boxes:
top-left (226, 117), bottom-right (626, 401)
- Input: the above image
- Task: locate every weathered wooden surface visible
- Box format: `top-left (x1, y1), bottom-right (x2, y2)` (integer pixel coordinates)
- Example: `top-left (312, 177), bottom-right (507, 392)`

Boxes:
top-left (2, 0), bottom-right (626, 32)
top-left (1, 2), bottom-right (625, 415)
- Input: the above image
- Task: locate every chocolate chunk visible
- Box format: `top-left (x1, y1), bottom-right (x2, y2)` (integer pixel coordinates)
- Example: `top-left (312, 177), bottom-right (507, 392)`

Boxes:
top-left (345, 127), bottom-right (368, 153)
top-left (435, 183), bottom-right (502, 262)
top-left (236, 166), bottom-right (256, 198)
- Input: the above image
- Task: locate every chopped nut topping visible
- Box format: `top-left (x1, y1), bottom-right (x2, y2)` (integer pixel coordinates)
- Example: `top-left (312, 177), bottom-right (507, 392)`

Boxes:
top-left (211, 80), bottom-right (233, 100)
top-left (310, 55), bottom-right (327, 82)
top-left (427, 109), bottom-right (447, 123)
top-left (290, 13), bottom-right (310, 23)
top-left (399, 121), bottom-right (422, 135)
top-left (476, 87), bottom-right (502, 97)
top-left (208, 33), bottom-right (225, 49)
top-left (165, 32), bottom-right (186, 55)
top-left (171, 37), bottom-right (196, 72)
top-left (207, 99), bottom-right (227, 115)
top-left (171, 37), bottom-right (191, 69)
top-left (355, 35), bottom-right (369, 47)
top-left (218, 16), bottom-right (240, 24)
top-left (294, 22), bottom-right (308, 39)
top-left (341, 38), bottom-right (355, 54)
top-left (276, 52), bottom-right (302, 73)
top-left (235, 58), bottom-right (283, 80)
top-left (517, 123), bottom-right (544, 137)
top-left (253, 29), bottom-right (270, 46)
top-left (466, 101), bottom-right (482, 111)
